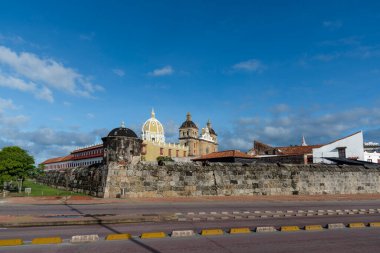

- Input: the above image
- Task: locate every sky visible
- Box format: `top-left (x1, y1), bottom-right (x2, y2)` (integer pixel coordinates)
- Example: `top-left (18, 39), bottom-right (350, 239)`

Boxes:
top-left (0, 0), bottom-right (380, 163)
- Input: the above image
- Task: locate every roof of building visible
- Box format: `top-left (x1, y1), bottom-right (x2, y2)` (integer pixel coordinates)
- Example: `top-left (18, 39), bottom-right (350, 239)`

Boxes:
top-left (322, 131), bottom-right (362, 146)
top-left (324, 157), bottom-right (379, 167)
top-left (107, 122), bottom-right (138, 138)
top-left (275, 144), bottom-right (323, 155)
top-left (72, 143), bottom-right (103, 153)
top-left (206, 119), bottom-right (217, 136)
top-left (180, 120), bottom-right (198, 129)
top-left (180, 112), bottom-right (198, 129)
top-left (192, 150), bottom-right (256, 161)
top-left (141, 109), bottom-right (165, 143)
top-left (209, 127), bottom-right (217, 136)
top-left (41, 154), bottom-right (73, 165)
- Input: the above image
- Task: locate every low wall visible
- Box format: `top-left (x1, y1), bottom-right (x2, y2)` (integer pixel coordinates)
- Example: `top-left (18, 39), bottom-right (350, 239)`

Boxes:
top-left (39, 163), bottom-right (380, 198)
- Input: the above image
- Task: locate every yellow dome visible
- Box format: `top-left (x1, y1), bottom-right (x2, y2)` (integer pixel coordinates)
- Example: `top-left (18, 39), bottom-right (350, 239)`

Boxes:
top-left (141, 109), bottom-right (165, 143)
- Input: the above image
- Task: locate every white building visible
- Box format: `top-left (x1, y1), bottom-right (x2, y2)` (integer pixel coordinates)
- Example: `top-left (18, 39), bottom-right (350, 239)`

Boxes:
top-left (364, 151), bottom-right (380, 164)
top-left (313, 131), bottom-right (364, 164)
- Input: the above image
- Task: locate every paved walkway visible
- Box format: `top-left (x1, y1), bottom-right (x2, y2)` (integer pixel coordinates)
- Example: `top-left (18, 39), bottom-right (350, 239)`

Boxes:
top-left (3, 193), bottom-right (380, 205)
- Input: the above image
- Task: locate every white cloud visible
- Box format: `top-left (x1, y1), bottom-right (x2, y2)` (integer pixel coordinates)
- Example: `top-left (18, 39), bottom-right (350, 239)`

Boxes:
top-left (0, 74), bottom-right (54, 102)
top-left (86, 113), bottom-right (95, 119)
top-left (164, 120), bottom-right (180, 142)
top-left (112, 68), bottom-right (125, 77)
top-left (219, 106), bottom-right (380, 151)
top-left (271, 104), bottom-right (290, 113)
top-left (0, 34), bottom-right (25, 44)
top-left (63, 101), bottom-right (71, 107)
top-left (0, 122), bottom-right (109, 163)
top-left (263, 126), bottom-right (291, 138)
top-left (148, 65), bottom-right (174, 76)
top-left (0, 45), bottom-right (103, 101)
top-left (0, 98), bottom-right (17, 112)
top-left (1, 114), bottom-right (29, 126)
top-left (323, 20), bottom-right (342, 29)
top-left (232, 59), bottom-right (265, 73)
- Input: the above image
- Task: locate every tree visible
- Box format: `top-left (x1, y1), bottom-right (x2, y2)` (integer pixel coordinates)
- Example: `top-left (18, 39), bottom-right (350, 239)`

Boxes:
top-left (156, 156), bottom-right (174, 165)
top-left (0, 146), bottom-right (35, 191)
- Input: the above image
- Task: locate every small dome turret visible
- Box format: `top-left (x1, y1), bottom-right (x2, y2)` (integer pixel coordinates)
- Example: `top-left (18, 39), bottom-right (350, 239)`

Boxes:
top-left (108, 121), bottom-right (138, 138)
top-left (207, 119), bottom-right (217, 136)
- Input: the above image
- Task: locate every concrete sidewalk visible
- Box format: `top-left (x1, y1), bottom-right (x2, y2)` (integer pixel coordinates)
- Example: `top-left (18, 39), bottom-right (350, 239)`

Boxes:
top-left (3, 193), bottom-right (380, 205)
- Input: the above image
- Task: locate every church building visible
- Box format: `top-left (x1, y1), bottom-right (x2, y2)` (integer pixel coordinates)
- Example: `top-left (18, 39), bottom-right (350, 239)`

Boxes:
top-left (141, 109), bottom-right (188, 161)
top-left (40, 109), bottom-right (218, 167)
top-left (141, 110), bottom-right (218, 161)
top-left (179, 112), bottom-right (218, 157)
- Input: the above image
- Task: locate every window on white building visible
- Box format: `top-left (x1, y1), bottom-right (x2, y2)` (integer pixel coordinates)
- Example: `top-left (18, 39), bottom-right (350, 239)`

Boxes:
top-left (337, 147), bottom-right (346, 158)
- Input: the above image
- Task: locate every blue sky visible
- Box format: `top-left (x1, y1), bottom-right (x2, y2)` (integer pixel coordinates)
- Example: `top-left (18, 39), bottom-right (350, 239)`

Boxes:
top-left (0, 0), bottom-right (380, 163)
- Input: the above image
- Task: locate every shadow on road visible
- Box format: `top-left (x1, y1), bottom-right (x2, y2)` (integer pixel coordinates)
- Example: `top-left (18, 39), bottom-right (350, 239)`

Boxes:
top-left (63, 202), bottom-right (162, 253)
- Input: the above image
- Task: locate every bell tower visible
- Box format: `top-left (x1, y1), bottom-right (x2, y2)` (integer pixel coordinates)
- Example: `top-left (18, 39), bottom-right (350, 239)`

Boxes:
top-left (179, 112), bottom-right (199, 156)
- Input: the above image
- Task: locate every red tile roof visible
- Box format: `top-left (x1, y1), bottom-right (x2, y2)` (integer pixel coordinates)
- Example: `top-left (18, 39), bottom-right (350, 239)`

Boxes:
top-left (192, 150), bottom-right (255, 161)
top-left (41, 154), bottom-right (73, 164)
top-left (72, 144), bottom-right (103, 153)
top-left (274, 145), bottom-right (322, 155)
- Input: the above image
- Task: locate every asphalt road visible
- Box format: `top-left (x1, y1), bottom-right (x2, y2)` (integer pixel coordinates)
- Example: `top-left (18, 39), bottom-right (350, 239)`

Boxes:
top-left (1, 213), bottom-right (380, 240)
top-left (1, 228), bottom-right (380, 253)
top-left (1, 200), bottom-right (380, 216)
top-left (1, 200), bottom-right (380, 252)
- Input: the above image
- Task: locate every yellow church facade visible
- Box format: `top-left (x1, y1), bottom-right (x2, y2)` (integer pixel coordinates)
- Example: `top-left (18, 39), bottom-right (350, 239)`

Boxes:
top-left (141, 110), bottom-right (218, 162)
top-left (141, 110), bottom-right (188, 161)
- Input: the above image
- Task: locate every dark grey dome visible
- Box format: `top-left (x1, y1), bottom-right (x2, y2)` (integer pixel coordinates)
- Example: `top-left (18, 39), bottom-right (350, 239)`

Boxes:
top-left (180, 112), bottom-right (198, 129)
top-left (180, 120), bottom-right (198, 129)
top-left (209, 128), bottom-right (217, 136)
top-left (108, 127), bottom-right (138, 138)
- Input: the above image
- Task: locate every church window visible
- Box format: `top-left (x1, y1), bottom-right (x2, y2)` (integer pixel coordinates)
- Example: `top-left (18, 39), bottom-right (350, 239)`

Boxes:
top-left (160, 148), bottom-right (164, 155)
top-left (176, 150), bottom-right (179, 157)
top-left (168, 149), bottom-right (172, 156)
top-left (184, 151), bottom-right (186, 156)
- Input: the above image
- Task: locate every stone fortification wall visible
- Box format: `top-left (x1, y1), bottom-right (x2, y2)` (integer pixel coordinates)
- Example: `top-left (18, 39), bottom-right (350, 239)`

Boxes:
top-left (40, 163), bottom-right (380, 198)
top-left (39, 166), bottom-right (106, 197)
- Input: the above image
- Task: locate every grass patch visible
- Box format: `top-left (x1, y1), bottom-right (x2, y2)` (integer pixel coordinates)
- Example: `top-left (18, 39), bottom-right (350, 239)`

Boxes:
top-left (10, 179), bottom-right (86, 197)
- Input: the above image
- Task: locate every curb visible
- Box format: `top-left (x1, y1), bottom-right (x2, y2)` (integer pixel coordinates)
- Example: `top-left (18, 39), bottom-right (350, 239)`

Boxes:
top-left (1, 221), bottom-right (379, 247)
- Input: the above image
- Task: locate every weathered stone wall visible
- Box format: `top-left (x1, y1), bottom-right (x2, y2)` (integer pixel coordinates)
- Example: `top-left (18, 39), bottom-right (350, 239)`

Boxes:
top-left (39, 165), bottom-right (106, 197)
top-left (40, 163), bottom-right (380, 198)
